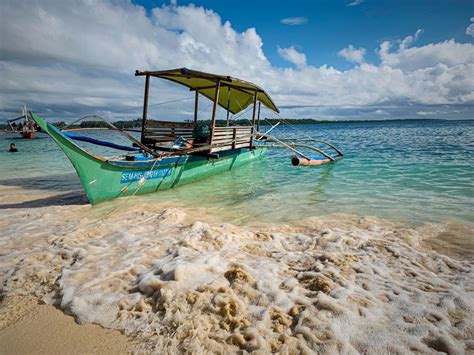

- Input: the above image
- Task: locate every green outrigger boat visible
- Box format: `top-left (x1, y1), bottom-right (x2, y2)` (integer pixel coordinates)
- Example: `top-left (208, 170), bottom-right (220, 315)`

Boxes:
top-left (31, 68), bottom-right (343, 205)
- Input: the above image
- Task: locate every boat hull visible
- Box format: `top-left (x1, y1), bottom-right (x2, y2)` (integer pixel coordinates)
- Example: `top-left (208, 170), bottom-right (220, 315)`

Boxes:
top-left (31, 114), bottom-right (265, 205)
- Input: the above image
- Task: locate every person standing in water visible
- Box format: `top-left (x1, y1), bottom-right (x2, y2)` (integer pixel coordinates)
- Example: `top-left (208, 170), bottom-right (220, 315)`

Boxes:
top-left (9, 143), bottom-right (18, 152)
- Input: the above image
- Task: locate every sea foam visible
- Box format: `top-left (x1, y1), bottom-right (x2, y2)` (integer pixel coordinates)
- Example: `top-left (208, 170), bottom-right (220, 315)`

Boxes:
top-left (0, 201), bottom-right (472, 353)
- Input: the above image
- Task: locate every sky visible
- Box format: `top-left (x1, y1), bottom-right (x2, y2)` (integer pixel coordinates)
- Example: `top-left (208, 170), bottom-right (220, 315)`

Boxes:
top-left (1, 0), bottom-right (473, 122)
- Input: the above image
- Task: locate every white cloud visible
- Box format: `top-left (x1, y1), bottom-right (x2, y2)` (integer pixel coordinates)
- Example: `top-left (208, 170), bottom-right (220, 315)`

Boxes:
top-left (277, 46), bottom-right (307, 67)
top-left (280, 17), bottom-right (308, 26)
top-left (399, 29), bottom-right (423, 50)
top-left (416, 111), bottom-right (431, 116)
top-left (0, 1), bottom-right (473, 121)
top-left (416, 108), bottom-right (455, 116)
top-left (338, 45), bottom-right (366, 64)
top-left (466, 17), bottom-right (474, 37)
top-left (347, 0), bottom-right (364, 7)
top-left (379, 38), bottom-right (474, 71)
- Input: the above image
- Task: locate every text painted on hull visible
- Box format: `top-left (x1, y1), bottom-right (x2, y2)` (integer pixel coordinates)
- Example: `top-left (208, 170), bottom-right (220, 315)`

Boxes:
top-left (120, 168), bottom-right (173, 183)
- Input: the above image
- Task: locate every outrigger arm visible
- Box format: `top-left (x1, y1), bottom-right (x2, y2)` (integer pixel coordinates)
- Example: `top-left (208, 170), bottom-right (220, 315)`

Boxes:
top-left (256, 132), bottom-right (344, 166)
top-left (256, 133), bottom-right (312, 160)
top-left (276, 138), bottom-right (344, 157)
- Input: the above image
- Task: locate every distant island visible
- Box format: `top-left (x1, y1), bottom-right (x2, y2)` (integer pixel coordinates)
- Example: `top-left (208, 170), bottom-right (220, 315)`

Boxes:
top-left (0, 117), bottom-right (457, 130)
top-left (57, 118), bottom-right (338, 129)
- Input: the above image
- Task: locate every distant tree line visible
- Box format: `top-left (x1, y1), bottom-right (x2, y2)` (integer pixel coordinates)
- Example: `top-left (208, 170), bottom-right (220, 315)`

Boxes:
top-left (0, 117), bottom-right (450, 131)
top-left (50, 118), bottom-right (344, 129)
top-left (70, 117), bottom-right (448, 128)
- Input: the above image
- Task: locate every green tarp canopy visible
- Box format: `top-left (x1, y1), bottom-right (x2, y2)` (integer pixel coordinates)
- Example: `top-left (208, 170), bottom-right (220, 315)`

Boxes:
top-left (135, 68), bottom-right (279, 114)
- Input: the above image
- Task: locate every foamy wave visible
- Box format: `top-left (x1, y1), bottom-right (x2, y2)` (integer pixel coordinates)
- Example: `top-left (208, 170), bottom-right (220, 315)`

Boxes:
top-left (1, 203), bottom-right (472, 353)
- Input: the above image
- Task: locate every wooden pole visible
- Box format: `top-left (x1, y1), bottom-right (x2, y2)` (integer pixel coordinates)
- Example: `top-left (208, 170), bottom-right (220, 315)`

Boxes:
top-left (226, 87), bottom-right (231, 127)
top-left (256, 101), bottom-right (261, 132)
top-left (209, 79), bottom-right (221, 144)
top-left (250, 91), bottom-right (258, 148)
top-left (141, 74), bottom-right (150, 143)
top-left (194, 90), bottom-right (199, 124)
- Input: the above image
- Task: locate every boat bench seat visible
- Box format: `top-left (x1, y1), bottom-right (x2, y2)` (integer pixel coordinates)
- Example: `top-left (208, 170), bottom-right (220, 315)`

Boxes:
top-left (210, 126), bottom-right (253, 153)
top-left (142, 120), bottom-right (195, 146)
top-left (141, 122), bottom-right (253, 153)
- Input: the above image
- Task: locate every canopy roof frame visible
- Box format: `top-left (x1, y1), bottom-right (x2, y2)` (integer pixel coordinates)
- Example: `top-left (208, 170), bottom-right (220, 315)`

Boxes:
top-left (135, 68), bottom-right (279, 115)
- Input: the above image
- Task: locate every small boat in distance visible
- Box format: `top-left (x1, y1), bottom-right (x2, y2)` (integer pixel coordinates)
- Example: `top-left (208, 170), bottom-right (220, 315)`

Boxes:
top-left (6, 105), bottom-right (38, 139)
top-left (31, 68), bottom-right (343, 205)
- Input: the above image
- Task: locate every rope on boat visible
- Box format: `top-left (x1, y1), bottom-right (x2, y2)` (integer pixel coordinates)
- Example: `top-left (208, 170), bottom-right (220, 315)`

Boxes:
top-left (275, 138), bottom-right (344, 157)
top-left (256, 106), bottom-right (337, 152)
top-left (62, 115), bottom-right (100, 131)
top-left (58, 96), bottom-right (205, 158)
top-left (254, 133), bottom-right (313, 160)
top-left (103, 96), bottom-right (195, 117)
top-left (97, 118), bottom-right (162, 157)
top-left (252, 104), bottom-right (345, 162)
top-left (132, 157), bottom-right (161, 196)
top-left (63, 97), bottom-right (195, 127)
top-left (226, 95), bottom-right (339, 161)
top-left (57, 106), bottom-right (260, 160)
top-left (263, 108), bottom-right (315, 141)
top-left (56, 93), bottom-right (343, 165)
top-left (61, 114), bottom-right (163, 158)
top-left (256, 122), bottom-right (280, 141)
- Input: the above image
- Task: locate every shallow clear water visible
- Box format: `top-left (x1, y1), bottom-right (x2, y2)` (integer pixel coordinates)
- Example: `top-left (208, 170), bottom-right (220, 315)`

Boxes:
top-left (1, 120), bottom-right (473, 353)
top-left (1, 119), bottom-right (473, 225)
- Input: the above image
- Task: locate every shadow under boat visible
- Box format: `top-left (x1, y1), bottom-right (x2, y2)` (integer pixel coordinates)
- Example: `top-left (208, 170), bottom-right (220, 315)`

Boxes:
top-left (0, 173), bottom-right (88, 208)
top-left (0, 191), bottom-right (89, 209)
top-left (0, 173), bottom-right (81, 192)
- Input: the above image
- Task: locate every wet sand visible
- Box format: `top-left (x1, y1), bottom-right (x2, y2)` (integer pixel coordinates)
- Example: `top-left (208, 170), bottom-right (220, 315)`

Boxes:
top-left (0, 296), bottom-right (134, 354)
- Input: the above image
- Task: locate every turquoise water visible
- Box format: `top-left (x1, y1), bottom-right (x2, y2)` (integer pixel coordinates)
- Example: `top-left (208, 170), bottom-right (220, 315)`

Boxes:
top-left (1, 119), bottom-right (473, 225)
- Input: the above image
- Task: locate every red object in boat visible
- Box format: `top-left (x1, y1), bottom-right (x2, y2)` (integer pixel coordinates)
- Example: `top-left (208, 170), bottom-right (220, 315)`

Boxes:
top-left (24, 131), bottom-right (35, 139)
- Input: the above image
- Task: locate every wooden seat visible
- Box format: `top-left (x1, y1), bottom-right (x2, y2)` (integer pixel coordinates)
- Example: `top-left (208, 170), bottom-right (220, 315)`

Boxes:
top-left (142, 120), bottom-right (194, 146)
top-left (210, 126), bottom-right (252, 153)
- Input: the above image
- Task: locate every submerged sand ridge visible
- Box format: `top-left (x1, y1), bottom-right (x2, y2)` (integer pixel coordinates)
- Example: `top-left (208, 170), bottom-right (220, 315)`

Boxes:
top-left (0, 197), bottom-right (473, 353)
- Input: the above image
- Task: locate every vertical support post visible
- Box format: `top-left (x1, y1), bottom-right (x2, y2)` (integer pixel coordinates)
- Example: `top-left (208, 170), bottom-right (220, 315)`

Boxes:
top-left (226, 87), bottom-right (231, 127)
top-left (256, 101), bottom-right (261, 132)
top-left (141, 74), bottom-right (150, 143)
top-left (232, 127), bottom-right (236, 149)
top-left (250, 91), bottom-right (258, 149)
top-left (209, 79), bottom-right (221, 144)
top-left (194, 90), bottom-right (199, 124)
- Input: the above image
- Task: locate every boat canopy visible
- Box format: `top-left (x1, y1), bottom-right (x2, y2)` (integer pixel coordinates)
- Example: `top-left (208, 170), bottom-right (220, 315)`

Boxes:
top-left (135, 68), bottom-right (279, 114)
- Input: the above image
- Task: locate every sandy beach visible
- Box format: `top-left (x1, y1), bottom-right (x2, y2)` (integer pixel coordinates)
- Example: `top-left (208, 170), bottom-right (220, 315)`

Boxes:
top-left (0, 296), bottom-right (133, 354)
top-left (1, 187), bottom-right (472, 353)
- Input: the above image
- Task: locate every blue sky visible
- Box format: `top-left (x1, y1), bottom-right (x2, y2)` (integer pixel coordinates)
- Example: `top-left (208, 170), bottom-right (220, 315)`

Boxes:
top-left (1, 0), bottom-right (473, 121)
top-left (134, 0), bottom-right (474, 69)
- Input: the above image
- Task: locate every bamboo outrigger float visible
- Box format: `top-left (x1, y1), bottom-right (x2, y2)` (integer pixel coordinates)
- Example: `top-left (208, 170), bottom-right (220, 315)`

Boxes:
top-left (30, 68), bottom-right (343, 205)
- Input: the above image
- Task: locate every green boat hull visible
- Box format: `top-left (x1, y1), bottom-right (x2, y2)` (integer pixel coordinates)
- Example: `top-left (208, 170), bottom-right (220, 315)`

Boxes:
top-left (32, 114), bottom-right (265, 205)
